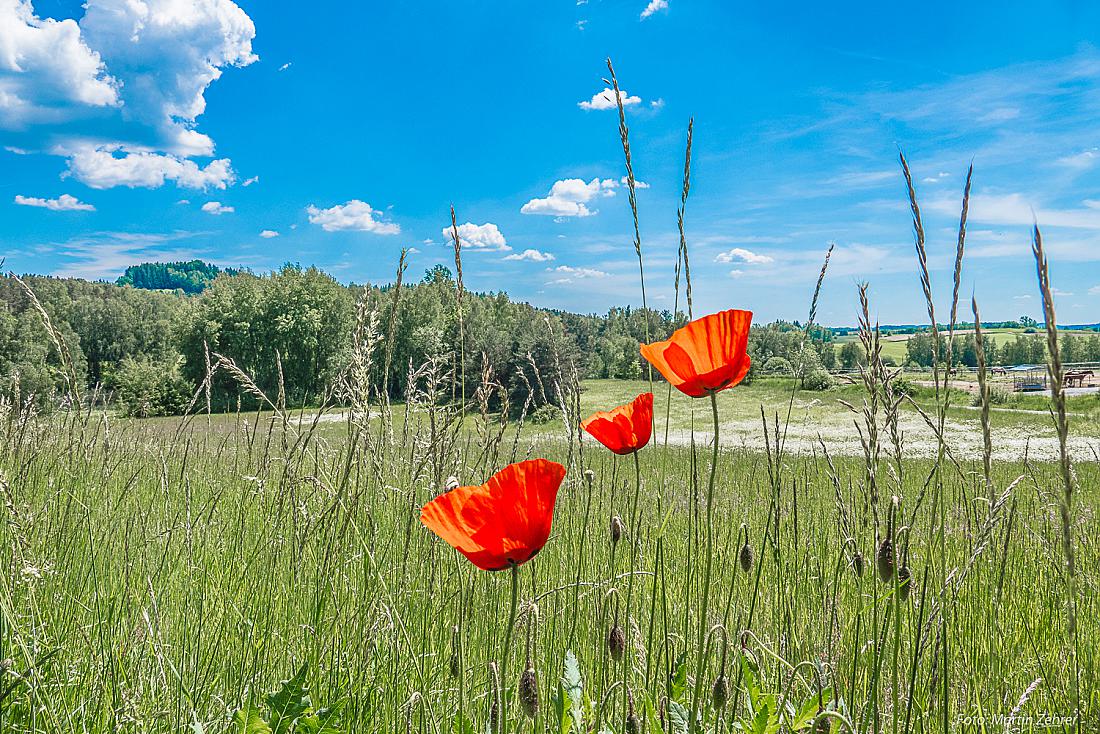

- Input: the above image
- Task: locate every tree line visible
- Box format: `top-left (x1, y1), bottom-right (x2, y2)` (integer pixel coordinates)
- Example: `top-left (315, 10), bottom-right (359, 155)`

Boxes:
top-left (2, 264), bottom-right (1092, 416)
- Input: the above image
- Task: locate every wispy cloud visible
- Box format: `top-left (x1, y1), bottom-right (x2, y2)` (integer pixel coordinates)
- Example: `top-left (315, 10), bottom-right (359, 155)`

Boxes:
top-left (48, 231), bottom-right (208, 280)
top-left (640, 0), bottom-right (668, 19)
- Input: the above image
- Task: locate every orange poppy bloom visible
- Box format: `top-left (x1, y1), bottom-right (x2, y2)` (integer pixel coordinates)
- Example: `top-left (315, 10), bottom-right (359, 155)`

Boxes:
top-left (420, 459), bottom-right (566, 571)
top-left (581, 392), bottom-right (653, 455)
top-left (640, 309), bottom-right (753, 397)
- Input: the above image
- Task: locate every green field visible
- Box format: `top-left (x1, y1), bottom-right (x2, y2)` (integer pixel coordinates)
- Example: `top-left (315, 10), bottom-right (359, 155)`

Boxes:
top-left (1, 375), bottom-right (1094, 732)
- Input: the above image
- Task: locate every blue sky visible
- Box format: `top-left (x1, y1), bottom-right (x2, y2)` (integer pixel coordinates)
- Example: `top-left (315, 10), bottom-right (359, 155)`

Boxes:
top-left (3, 1), bottom-right (1100, 326)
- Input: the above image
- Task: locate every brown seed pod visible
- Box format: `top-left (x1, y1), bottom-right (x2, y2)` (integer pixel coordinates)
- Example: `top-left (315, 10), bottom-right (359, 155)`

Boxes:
top-left (877, 538), bottom-right (895, 583)
top-left (897, 565), bottom-right (911, 601)
top-left (608, 624), bottom-right (626, 662)
top-left (519, 666), bottom-right (539, 718)
top-left (813, 711), bottom-right (832, 734)
top-left (610, 515), bottom-right (624, 546)
top-left (712, 673), bottom-right (730, 710)
top-left (739, 541), bottom-right (754, 573)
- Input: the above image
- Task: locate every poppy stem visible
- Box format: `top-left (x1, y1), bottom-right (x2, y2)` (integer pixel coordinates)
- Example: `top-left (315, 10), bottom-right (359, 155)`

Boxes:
top-left (500, 562), bottom-right (520, 734)
top-left (690, 391), bottom-right (721, 729)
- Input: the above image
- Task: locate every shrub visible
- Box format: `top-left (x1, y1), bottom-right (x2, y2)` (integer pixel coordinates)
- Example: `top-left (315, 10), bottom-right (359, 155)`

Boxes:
top-left (802, 369), bottom-right (834, 391)
top-left (762, 356), bottom-right (793, 375)
top-left (109, 356), bottom-right (193, 418)
top-left (892, 376), bottom-right (918, 397)
top-left (528, 403), bottom-right (559, 425)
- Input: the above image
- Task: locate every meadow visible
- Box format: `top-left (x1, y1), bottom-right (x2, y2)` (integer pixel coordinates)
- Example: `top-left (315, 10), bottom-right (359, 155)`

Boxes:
top-left (1, 71), bottom-right (1095, 734)
top-left (1, 359), bottom-right (1095, 732)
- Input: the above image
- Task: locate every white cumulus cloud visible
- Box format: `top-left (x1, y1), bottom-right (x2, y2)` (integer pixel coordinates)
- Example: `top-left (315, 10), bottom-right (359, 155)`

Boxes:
top-left (504, 249), bottom-right (555, 262)
top-left (444, 222), bottom-right (511, 251)
top-left (578, 88), bottom-right (641, 111)
top-left (65, 147), bottom-right (235, 189)
top-left (521, 177), bottom-right (619, 217)
top-left (0, 0), bottom-right (256, 188)
top-left (14, 193), bottom-right (95, 211)
top-left (715, 247), bottom-right (775, 265)
top-left (307, 200), bottom-right (400, 234)
top-left (78, 0), bottom-right (258, 157)
top-left (640, 0), bottom-right (668, 19)
top-left (0, 0), bottom-right (120, 127)
top-left (259, 229), bottom-right (279, 238)
top-left (201, 200), bottom-right (233, 215)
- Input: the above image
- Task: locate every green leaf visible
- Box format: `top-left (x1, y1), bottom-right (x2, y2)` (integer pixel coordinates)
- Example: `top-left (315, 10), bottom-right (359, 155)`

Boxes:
top-left (265, 662), bottom-right (312, 734)
top-left (452, 712), bottom-right (475, 734)
top-left (551, 682), bottom-right (572, 734)
top-left (669, 651), bottom-right (689, 703)
top-left (667, 701), bottom-right (690, 734)
top-left (750, 701), bottom-right (771, 734)
top-left (790, 688), bottom-right (832, 731)
top-left (230, 705), bottom-right (273, 734)
top-left (561, 650), bottom-right (584, 731)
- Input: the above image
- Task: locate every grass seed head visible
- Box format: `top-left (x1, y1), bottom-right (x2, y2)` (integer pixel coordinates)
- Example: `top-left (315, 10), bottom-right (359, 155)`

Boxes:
top-left (898, 565), bottom-right (912, 601)
top-left (877, 538), bottom-right (895, 583)
top-left (519, 665), bottom-right (539, 718)
top-left (608, 623), bottom-right (626, 662)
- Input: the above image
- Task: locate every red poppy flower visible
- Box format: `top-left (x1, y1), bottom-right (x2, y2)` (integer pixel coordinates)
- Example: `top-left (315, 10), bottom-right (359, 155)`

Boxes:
top-left (581, 392), bottom-right (653, 455)
top-left (420, 459), bottom-right (566, 571)
top-left (640, 309), bottom-right (753, 398)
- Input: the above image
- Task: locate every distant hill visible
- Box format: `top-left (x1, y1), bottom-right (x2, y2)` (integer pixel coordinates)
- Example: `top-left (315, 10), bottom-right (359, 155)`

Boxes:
top-left (117, 260), bottom-right (236, 294)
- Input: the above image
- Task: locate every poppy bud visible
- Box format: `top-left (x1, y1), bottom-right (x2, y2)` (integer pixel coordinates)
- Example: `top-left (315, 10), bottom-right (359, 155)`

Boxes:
top-left (519, 666), bottom-right (539, 718)
top-left (584, 469), bottom-right (596, 483)
top-left (0, 658), bottom-right (11, 675)
top-left (813, 712), bottom-right (832, 734)
top-left (444, 475), bottom-right (459, 492)
top-left (877, 538), bottom-right (895, 583)
top-left (897, 565), bottom-right (911, 601)
top-left (852, 551), bottom-right (865, 578)
top-left (608, 624), bottom-right (626, 662)
top-left (610, 515), bottom-right (624, 545)
top-left (739, 541), bottom-right (754, 573)
top-left (712, 673), bottom-right (730, 710)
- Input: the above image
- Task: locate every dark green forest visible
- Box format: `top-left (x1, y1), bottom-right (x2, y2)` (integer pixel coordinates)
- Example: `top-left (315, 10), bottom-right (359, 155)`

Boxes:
top-left (1, 262), bottom-right (1096, 417)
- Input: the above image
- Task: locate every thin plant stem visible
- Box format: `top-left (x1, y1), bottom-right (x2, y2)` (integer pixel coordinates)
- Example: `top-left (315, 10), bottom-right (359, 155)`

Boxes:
top-left (689, 390), bottom-right (720, 729)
